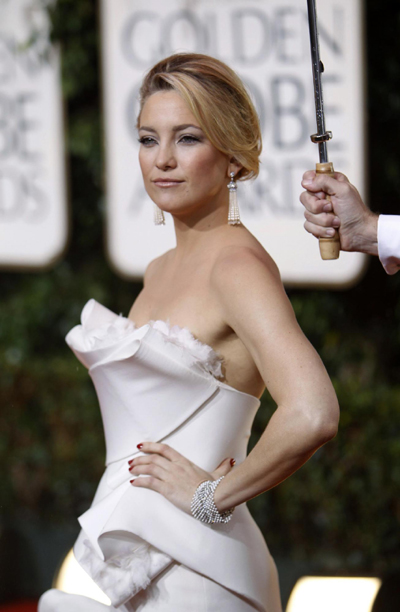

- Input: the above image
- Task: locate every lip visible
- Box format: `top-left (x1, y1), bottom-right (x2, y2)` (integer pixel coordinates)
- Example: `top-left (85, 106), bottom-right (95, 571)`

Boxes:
top-left (153, 179), bottom-right (184, 187)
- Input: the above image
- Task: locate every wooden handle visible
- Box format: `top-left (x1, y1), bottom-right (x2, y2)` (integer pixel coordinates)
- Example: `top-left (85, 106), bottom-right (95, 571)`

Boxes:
top-left (316, 162), bottom-right (340, 260)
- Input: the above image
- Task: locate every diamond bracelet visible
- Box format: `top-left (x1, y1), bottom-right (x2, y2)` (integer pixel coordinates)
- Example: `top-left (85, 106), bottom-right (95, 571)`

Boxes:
top-left (190, 476), bottom-right (235, 524)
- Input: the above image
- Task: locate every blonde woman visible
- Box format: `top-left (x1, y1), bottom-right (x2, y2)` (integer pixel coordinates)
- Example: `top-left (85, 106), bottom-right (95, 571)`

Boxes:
top-left (39, 54), bottom-right (339, 612)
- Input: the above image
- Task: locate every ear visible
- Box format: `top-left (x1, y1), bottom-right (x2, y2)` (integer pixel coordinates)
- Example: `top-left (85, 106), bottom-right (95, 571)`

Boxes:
top-left (228, 158), bottom-right (243, 178)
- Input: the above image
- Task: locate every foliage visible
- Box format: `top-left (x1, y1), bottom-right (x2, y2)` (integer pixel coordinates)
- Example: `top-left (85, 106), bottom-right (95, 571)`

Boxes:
top-left (1, 0), bottom-right (400, 577)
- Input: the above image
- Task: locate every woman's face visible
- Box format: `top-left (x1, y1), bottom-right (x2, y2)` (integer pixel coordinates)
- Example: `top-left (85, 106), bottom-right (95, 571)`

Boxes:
top-left (138, 91), bottom-right (235, 218)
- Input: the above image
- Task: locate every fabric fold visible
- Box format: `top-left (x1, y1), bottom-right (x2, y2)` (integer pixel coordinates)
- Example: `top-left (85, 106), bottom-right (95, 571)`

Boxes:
top-left (66, 298), bottom-right (224, 378)
top-left (88, 336), bottom-right (220, 465)
top-left (76, 536), bottom-right (172, 608)
top-left (77, 482), bottom-right (271, 612)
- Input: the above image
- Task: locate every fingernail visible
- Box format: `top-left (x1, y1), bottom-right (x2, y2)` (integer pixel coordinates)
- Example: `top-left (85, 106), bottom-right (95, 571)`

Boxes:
top-left (129, 465), bottom-right (134, 471)
top-left (326, 228), bottom-right (335, 237)
top-left (332, 217), bottom-right (340, 227)
top-left (323, 203), bottom-right (332, 212)
top-left (302, 179), bottom-right (313, 187)
top-left (137, 443), bottom-right (143, 449)
top-left (128, 459), bottom-right (133, 465)
top-left (130, 479), bottom-right (135, 484)
top-left (230, 458), bottom-right (236, 467)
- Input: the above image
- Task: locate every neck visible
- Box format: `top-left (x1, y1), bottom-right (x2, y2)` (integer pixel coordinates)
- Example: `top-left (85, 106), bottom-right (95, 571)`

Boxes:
top-left (171, 191), bottom-right (230, 256)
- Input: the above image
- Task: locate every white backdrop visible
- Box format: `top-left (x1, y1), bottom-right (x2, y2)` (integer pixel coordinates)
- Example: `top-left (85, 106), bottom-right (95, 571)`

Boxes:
top-left (0, 0), bottom-right (67, 269)
top-left (101, 0), bottom-right (366, 287)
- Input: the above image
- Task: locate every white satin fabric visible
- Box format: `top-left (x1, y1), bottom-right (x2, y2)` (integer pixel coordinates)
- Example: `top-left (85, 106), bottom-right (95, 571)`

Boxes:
top-left (39, 561), bottom-right (279, 612)
top-left (60, 299), bottom-right (281, 611)
top-left (378, 214), bottom-right (400, 275)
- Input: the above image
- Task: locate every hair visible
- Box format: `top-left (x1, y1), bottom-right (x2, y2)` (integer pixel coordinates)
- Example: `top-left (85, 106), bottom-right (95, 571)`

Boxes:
top-left (137, 53), bottom-right (262, 181)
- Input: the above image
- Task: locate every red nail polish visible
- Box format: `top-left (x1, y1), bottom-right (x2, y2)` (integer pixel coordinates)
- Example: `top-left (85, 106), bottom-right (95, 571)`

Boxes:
top-left (137, 443), bottom-right (143, 449)
top-left (128, 459), bottom-right (133, 465)
top-left (230, 458), bottom-right (236, 467)
top-left (130, 479), bottom-right (135, 484)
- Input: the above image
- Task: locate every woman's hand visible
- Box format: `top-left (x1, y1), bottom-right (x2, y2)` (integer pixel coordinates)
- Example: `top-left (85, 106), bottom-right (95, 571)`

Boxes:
top-left (128, 442), bottom-right (235, 515)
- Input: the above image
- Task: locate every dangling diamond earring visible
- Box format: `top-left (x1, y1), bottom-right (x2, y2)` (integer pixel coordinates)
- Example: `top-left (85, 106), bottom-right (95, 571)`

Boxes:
top-left (227, 172), bottom-right (241, 225)
top-left (153, 204), bottom-right (165, 225)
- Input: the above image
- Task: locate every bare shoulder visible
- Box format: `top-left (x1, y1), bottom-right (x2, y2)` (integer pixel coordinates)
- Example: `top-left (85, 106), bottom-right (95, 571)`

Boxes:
top-left (210, 240), bottom-right (282, 294)
top-left (143, 248), bottom-right (175, 286)
top-left (209, 233), bottom-right (294, 334)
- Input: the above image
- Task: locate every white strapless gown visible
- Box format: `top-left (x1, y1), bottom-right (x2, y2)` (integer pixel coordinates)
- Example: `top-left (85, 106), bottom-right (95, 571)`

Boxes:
top-left (38, 299), bottom-right (282, 612)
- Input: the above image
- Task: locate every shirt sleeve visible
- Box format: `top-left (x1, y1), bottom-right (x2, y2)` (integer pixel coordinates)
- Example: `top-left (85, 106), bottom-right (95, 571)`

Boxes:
top-left (378, 215), bottom-right (400, 275)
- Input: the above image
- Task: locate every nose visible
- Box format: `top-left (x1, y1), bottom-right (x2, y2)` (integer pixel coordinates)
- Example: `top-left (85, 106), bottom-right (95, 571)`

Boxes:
top-left (155, 142), bottom-right (177, 171)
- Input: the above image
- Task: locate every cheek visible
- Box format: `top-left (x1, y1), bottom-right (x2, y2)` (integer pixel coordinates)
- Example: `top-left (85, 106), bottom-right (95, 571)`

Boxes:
top-left (138, 150), bottom-right (152, 180)
top-left (182, 148), bottom-right (227, 184)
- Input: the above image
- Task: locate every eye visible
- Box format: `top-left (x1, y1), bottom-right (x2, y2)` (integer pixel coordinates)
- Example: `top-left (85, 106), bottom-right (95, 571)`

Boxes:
top-left (138, 136), bottom-right (157, 146)
top-left (178, 134), bottom-right (201, 144)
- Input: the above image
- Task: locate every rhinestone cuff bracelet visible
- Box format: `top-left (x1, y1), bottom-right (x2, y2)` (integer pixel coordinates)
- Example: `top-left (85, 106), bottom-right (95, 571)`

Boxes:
top-left (190, 476), bottom-right (235, 524)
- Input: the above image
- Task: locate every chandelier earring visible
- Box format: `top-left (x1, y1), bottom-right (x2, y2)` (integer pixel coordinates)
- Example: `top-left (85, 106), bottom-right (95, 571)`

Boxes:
top-left (153, 204), bottom-right (165, 226)
top-left (227, 171), bottom-right (241, 225)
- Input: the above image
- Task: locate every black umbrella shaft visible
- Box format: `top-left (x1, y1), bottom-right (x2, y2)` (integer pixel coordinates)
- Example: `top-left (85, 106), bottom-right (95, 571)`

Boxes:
top-left (307, 0), bottom-right (328, 163)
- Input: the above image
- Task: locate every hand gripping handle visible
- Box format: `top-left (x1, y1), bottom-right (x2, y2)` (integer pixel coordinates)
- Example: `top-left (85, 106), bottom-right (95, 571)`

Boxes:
top-left (316, 162), bottom-right (340, 260)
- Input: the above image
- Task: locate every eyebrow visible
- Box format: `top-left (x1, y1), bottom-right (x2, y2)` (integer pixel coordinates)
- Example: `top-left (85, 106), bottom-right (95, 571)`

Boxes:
top-left (138, 124), bottom-right (203, 133)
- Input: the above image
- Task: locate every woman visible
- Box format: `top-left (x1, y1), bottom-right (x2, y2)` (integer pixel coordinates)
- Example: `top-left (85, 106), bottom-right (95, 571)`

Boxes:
top-left (39, 53), bottom-right (339, 612)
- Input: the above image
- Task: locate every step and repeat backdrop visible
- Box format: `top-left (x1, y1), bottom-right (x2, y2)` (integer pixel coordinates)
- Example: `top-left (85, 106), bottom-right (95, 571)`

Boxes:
top-left (0, 0), bottom-right (68, 269)
top-left (1, 0), bottom-right (365, 287)
top-left (100, 0), bottom-right (366, 287)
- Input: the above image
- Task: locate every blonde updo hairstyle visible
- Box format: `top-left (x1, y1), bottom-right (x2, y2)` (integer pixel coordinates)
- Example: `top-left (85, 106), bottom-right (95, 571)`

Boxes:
top-left (137, 53), bottom-right (262, 181)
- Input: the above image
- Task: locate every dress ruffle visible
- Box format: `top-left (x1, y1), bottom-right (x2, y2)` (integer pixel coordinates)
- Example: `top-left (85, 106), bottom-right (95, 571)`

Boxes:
top-left (78, 538), bottom-right (171, 608)
top-left (66, 298), bottom-right (223, 380)
top-left (149, 319), bottom-right (223, 379)
top-left (75, 314), bottom-right (135, 351)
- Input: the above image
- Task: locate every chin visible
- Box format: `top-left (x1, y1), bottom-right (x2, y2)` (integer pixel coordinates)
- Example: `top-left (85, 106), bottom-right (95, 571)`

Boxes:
top-left (150, 199), bottom-right (177, 214)
top-left (149, 196), bottom-right (195, 216)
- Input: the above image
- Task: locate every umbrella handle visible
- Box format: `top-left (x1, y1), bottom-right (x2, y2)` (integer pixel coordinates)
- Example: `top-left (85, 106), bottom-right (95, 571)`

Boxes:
top-left (316, 162), bottom-right (340, 260)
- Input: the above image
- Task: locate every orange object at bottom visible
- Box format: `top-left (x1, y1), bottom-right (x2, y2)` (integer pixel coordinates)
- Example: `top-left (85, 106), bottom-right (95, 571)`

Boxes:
top-left (0, 601), bottom-right (38, 612)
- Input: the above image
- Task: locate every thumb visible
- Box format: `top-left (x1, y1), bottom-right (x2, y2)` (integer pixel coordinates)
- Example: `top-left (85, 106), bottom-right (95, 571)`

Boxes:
top-left (211, 457), bottom-right (236, 480)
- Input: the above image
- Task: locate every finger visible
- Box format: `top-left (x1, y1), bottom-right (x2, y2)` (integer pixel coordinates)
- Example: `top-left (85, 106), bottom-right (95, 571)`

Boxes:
top-left (302, 170), bottom-right (349, 190)
top-left (334, 172), bottom-right (349, 183)
top-left (300, 191), bottom-right (330, 215)
top-left (211, 457), bottom-right (235, 480)
top-left (301, 174), bottom-right (338, 196)
top-left (129, 463), bottom-right (167, 479)
top-left (137, 442), bottom-right (181, 462)
top-left (302, 170), bottom-right (316, 183)
top-left (130, 475), bottom-right (166, 495)
top-left (304, 189), bottom-right (332, 202)
top-left (304, 211), bottom-right (338, 229)
top-left (304, 220), bottom-right (337, 239)
top-left (129, 454), bottom-right (171, 471)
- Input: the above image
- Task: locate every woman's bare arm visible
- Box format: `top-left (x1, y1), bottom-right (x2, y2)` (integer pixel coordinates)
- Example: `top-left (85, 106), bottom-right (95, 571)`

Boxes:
top-left (210, 246), bottom-right (339, 512)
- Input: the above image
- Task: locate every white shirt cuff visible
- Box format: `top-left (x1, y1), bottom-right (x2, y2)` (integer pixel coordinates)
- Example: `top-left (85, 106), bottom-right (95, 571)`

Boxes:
top-left (378, 215), bottom-right (400, 275)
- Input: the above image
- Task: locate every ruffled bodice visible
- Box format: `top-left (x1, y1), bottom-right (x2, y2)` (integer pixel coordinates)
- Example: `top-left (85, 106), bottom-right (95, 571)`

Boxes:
top-left (66, 299), bottom-right (281, 612)
top-left (67, 299), bottom-right (223, 379)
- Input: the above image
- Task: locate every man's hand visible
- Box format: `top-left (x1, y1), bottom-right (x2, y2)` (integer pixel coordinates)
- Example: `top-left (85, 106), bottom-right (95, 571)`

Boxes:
top-left (300, 170), bottom-right (378, 256)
